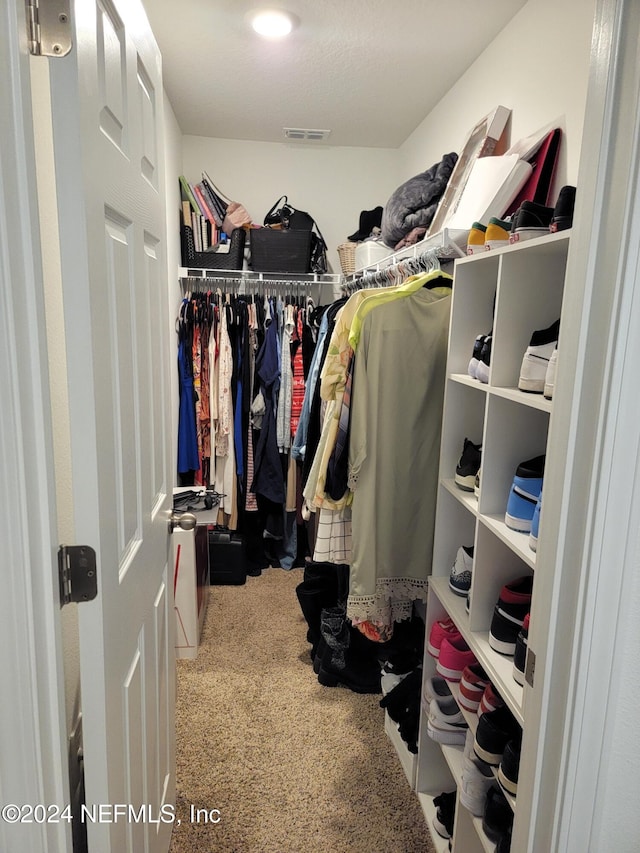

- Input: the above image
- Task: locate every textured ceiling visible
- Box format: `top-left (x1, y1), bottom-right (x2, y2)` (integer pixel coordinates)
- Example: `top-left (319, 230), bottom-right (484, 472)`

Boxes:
top-left (142, 0), bottom-right (527, 148)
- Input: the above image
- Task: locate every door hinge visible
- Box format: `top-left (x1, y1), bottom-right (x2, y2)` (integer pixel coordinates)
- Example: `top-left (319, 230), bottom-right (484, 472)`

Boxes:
top-left (58, 545), bottom-right (98, 606)
top-left (27, 0), bottom-right (72, 57)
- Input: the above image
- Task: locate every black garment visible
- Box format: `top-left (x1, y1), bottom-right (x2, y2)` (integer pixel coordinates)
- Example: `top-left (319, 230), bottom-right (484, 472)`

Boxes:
top-left (251, 304), bottom-right (286, 504)
top-left (302, 297), bottom-right (348, 487)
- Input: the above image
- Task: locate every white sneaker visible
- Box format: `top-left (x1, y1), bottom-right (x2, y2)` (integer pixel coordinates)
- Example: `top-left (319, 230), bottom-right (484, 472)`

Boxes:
top-left (427, 696), bottom-right (469, 745)
top-left (449, 545), bottom-right (474, 596)
top-left (518, 319), bottom-right (560, 393)
top-left (544, 348), bottom-right (558, 399)
top-left (459, 754), bottom-right (495, 816)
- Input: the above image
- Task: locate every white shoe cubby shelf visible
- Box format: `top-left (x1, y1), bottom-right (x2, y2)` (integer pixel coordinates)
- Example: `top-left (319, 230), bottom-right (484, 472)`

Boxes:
top-left (414, 230), bottom-right (571, 852)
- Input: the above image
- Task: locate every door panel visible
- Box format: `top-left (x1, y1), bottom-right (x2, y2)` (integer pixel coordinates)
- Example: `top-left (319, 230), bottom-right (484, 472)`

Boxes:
top-left (49, 1), bottom-right (174, 850)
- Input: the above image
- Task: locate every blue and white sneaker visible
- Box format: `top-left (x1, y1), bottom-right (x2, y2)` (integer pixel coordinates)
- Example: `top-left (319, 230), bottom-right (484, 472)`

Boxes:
top-left (529, 492), bottom-right (542, 551)
top-left (449, 545), bottom-right (474, 596)
top-left (505, 455), bottom-right (545, 533)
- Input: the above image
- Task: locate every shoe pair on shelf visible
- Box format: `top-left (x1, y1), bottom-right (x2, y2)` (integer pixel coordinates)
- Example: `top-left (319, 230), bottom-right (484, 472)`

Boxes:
top-left (469, 318), bottom-right (559, 397)
top-left (427, 618), bottom-right (478, 682)
top-left (518, 318), bottom-right (560, 397)
top-left (466, 186), bottom-right (576, 255)
top-left (489, 575), bottom-right (533, 657)
top-left (455, 438), bottom-right (482, 492)
top-left (468, 332), bottom-right (492, 384)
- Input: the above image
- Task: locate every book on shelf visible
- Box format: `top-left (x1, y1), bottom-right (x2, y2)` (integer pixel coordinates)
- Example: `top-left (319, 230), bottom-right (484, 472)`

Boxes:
top-left (200, 172), bottom-right (228, 226)
top-left (192, 183), bottom-right (216, 225)
top-left (179, 175), bottom-right (198, 213)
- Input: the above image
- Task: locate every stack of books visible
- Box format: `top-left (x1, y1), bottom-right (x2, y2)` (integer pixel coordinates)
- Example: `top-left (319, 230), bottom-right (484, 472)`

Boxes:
top-left (179, 172), bottom-right (229, 253)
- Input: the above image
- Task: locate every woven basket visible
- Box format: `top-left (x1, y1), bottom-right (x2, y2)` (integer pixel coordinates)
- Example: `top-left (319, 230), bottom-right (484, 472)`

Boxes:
top-left (337, 241), bottom-right (357, 275)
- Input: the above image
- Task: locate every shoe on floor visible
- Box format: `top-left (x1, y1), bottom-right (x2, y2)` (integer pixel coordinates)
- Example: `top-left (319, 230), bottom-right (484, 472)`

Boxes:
top-left (432, 790), bottom-right (456, 839)
top-left (489, 575), bottom-right (533, 655)
top-left (512, 613), bottom-right (530, 685)
top-left (475, 706), bottom-right (520, 766)
top-left (467, 221), bottom-right (487, 255)
top-left (449, 545), bottom-right (474, 596)
top-left (518, 319), bottom-right (560, 393)
top-left (437, 634), bottom-right (478, 682)
top-left (485, 217), bottom-right (511, 250)
top-left (505, 455), bottom-right (545, 533)
top-left (550, 185), bottom-right (577, 233)
top-left (510, 200), bottom-right (554, 244)
top-left (482, 785), bottom-right (514, 843)
top-left (544, 347), bottom-right (558, 399)
top-left (455, 438), bottom-right (482, 491)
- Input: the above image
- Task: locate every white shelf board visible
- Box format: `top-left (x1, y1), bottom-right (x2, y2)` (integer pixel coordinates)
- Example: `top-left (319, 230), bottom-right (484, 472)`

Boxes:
top-left (441, 478), bottom-right (479, 516)
top-left (384, 711), bottom-right (417, 788)
top-left (418, 794), bottom-right (452, 853)
top-left (454, 229), bottom-right (571, 267)
top-left (450, 373), bottom-right (489, 393)
top-left (471, 814), bottom-right (499, 853)
top-left (430, 577), bottom-right (524, 725)
top-left (480, 514), bottom-right (537, 570)
top-left (489, 385), bottom-right (553, 413)
top-left (441, 742), bottom-right (465, 782)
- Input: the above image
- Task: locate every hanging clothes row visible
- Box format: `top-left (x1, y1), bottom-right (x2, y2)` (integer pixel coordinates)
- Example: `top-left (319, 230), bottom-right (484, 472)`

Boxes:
top-left (295, 249), bottom-right (454, 639)
top-left (176, 278), bottom-right (336, 572)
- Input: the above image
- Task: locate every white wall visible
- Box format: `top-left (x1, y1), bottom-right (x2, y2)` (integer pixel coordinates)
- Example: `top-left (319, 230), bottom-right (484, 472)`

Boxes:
top-left (163, 93), bottom-right (184, 484)
top-left (181, 136), bottom-right (402, 273)
top-left (400, 0), bottom-right (596, 205)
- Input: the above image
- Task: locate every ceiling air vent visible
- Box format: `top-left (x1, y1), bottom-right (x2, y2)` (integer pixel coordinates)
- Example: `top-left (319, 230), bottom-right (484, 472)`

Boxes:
top-left (283, 128), bottom-right (331, 142)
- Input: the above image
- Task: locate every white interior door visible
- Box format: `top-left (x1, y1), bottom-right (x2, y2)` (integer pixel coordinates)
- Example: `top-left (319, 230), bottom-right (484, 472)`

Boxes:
top-left (48, 2), bottom-right (174, 851)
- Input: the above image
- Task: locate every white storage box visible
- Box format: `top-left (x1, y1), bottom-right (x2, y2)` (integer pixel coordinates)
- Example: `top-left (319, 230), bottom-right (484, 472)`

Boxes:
top-left (355, 239), bottom-right (393, 272)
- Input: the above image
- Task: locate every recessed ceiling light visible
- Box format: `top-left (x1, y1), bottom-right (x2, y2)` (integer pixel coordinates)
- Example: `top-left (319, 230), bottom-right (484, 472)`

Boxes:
top-left (250, 9), bottom-right (296, 39)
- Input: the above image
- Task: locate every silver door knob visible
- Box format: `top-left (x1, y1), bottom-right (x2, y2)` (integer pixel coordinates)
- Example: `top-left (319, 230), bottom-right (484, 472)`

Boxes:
top-left (168, 511), bottom-right (197, 532)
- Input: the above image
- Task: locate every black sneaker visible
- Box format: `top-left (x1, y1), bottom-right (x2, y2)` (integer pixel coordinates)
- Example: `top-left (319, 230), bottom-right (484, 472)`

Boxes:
top-left (482, 785), bottom-right (514, 843)
top-left (512, 613), bottom-right (530, 685)
top-left (433, 790), bottom-right (456, 839)
top-left (468, 333), bottom-right (488, 379)
top-left (476, 334), bottom-right (492, 384)
top-left (510, 200), bottom-right (554, 244)
top-left (498, 736), bottom-right (522, 796)
top-left (489, 576), bottom-right (533, 655)
top-left (474, 705), bottom-right (521, 766)
top-left (455, 438), bottom-right (482, 492)
top-left (550, 185), bottom-right (577, 232)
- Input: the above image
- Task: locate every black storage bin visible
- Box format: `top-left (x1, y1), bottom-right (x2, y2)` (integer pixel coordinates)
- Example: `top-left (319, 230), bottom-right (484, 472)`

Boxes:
top-left (181, 225), bottom-right (246, 270)
top-left (208, 528), bottom-right (247, 586)
top-left (250, 228), bottom-right (312, 273)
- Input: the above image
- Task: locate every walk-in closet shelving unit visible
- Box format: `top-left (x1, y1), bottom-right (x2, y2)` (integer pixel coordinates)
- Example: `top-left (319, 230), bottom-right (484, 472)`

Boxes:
top-left (415, 230), bottom-right (570, 852)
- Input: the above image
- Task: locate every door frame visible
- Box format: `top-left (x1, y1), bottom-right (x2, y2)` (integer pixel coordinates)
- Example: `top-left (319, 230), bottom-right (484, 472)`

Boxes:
top-left (3, 0), bottom-right (639, 851)
top-left (516, 0), bottom-right (640, 849)
top-left (0, 2), bottom-right (69, 852)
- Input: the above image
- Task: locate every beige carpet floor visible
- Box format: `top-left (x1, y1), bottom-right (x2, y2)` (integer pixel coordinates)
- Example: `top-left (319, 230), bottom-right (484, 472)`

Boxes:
top-left (169, 567), bottom-right (435, 853)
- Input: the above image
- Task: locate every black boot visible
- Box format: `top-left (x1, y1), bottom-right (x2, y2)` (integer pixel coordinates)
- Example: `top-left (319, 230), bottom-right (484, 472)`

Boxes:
top-left (316, 605), bottom-right (381, 694)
